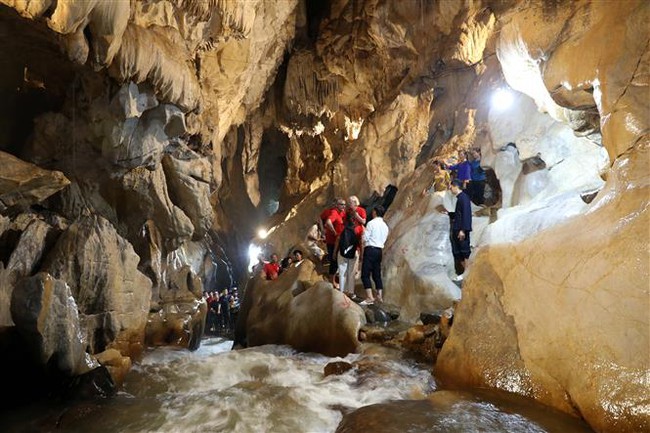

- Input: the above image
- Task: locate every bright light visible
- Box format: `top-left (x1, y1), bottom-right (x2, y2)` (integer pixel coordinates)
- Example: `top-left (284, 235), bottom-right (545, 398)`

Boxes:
top-left (491, 88), bottom-right (514, 110)
top-left (257, 228), bottom-right (268, 239)
top-left (248, 244), bottom-right (262, 272)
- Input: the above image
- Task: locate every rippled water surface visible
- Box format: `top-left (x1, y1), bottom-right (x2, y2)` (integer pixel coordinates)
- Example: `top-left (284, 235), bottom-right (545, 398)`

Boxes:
top-left (0, 337), bottom-right (593, 433)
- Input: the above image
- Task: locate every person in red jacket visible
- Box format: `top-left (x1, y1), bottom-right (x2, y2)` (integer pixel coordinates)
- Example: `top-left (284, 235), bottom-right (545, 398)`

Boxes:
top-left (347, 195), bottom-right (366, 228)
top-left (321, 198), bottom-right (346, 287)
top-left (263, 253), bottom-right (281, 280)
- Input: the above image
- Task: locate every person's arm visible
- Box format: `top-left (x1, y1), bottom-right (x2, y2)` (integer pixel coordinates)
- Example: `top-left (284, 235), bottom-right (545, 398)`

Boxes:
top-left (353, 208), bottom-right (366, 225)
top-left (325, 218), bottom-right (335, 235)
top-left (334, 235), bottom-right (340, 258)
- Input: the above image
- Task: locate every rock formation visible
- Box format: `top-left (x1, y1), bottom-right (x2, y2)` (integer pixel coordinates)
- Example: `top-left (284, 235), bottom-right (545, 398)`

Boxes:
top-left (0, 0), bottom-right (647, 430)
top-left (236, 259), bottom-right (365, 357)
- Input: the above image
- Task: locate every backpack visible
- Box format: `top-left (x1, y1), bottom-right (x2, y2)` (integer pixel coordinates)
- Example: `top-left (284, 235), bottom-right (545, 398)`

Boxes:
top-left (339, 227), bottom-right (358, 259)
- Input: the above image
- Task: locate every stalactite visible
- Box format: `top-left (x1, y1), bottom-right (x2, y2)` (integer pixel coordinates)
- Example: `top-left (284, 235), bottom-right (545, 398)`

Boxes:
top-left (284, 50), bottom-right (339, 118)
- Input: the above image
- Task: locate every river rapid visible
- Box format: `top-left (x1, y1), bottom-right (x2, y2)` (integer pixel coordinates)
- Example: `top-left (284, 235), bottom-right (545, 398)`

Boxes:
top-left (0, 337), bottom-right (593, 433)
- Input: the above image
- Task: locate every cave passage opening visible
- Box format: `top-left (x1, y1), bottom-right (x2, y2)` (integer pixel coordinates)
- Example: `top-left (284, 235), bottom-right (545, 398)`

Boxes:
top-left (258, 128), bottom-right (289, 217)
top-left (0, 6), bottom-right (79, 158)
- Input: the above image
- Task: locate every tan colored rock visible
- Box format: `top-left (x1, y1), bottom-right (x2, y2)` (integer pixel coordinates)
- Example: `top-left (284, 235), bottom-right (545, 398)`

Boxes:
top-left (95, 348), bottom-right (131, 387)
top-left (199, 0), bottom-right (299, 143)
top-left (145, 298), bottom-right (206, 351)
top-left (0, 150), bottom-right (70, 211)
top-left (237, 260), bottom-right (365, 357)
top-left (436, 3), bottom-right (650, 433)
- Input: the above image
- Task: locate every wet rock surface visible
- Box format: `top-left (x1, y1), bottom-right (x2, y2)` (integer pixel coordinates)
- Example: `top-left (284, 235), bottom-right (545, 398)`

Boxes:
top-left (236, 260), bottom-right (366, 357)
top-left (336, 390), bottom-right (594, 433)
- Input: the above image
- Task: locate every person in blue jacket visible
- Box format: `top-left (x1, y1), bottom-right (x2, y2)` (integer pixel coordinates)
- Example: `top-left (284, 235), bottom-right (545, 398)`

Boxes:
top-left (446, 151), bottom-right (471, 188)
top-left (449, 179), bottom-right (472, 282)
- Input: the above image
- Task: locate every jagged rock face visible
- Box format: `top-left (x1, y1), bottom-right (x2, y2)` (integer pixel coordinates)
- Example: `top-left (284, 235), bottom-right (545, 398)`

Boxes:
top-left (11, 272), bottom-right (98, 375)
top-left (42, 215), bottom-right (152, 357)
top-left (0, 150), bottom-right (70, 212)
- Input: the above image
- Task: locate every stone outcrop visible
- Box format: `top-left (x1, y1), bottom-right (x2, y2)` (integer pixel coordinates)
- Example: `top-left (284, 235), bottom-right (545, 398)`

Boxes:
top-left (11, 272), bottom-right (97, 375)
top-left (0, 150), bottom-right (70, 211)
top-left (43, 215), bottom-right (152, 358)
top-left (336, 390), bottom-right (594, 433)
top-left (236, 260), bottom-right (365, 357)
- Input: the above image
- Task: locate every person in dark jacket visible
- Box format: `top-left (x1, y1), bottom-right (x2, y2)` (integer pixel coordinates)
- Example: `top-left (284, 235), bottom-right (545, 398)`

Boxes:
top-left (468, 149), bottom-right (486, 205)
top-left (449, 179), bottom-right (472, 281)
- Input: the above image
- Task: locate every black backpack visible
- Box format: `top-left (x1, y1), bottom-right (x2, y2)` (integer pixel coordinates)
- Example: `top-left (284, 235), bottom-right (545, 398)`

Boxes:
top-left (338, 226), bottom-right (358, 259)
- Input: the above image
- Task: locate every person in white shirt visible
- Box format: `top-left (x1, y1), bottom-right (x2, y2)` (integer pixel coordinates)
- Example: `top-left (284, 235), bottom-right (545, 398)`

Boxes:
top-left (359, 206), bottom-right (389, 305)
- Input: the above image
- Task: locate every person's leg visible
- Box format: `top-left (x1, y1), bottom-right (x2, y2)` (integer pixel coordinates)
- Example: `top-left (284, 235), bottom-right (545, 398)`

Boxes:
top-left (476, 180), bottom-right (486, 205)
top-left (372, 248), bottom-right (384, 302)
top-left (337, 254), bottom-right (347, 292)
top-left (327, 243), bottom-right (339, 287)
top-left (453, 255), bottom-right (464, 275)
top-left (346, 252), bottom-right (359, 296)
top-left (361, 249), bottom-right (374, 302)
top-left (450, 230), bottom-right (463, 276)
top-left (460, 232), bottom-right (471, 274)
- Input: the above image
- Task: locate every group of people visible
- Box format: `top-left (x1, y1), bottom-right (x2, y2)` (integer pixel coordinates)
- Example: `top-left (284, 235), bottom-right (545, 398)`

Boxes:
top-left (319, 195), bottom-right (389, 305)
top-left (427, 148), bottom-right (486, 206)
top-left (256, 249), bottom-right (305, 280)
top-left (248, 149), bottom-right (484, 306)
top-left (204, 289), bottom-right (240, 335)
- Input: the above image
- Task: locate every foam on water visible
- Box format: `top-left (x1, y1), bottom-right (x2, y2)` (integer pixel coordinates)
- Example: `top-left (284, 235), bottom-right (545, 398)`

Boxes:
top-left (115, 338), bottom-right (434, 433)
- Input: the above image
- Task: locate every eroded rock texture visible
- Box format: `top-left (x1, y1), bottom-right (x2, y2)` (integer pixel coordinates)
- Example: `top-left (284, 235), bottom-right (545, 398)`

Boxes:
top-left (236, 260), bottom-right (365, 357)
top-left (0, 0), bottom-right (647, 430)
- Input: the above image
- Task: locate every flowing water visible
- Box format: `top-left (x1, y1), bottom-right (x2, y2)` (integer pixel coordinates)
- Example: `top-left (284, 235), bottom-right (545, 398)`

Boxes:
top-left (0, 337), bottom-right (593, 433)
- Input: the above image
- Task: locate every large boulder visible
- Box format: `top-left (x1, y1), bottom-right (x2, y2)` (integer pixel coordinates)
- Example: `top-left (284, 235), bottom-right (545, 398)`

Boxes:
top-left (42, 215), bottom-right (152, 358)
top-left (336, 390), bottom-right (593, 433)
top-left (236, 260), bottom-right (366, 357)
top-left (11, 272), bottom-right (97, 375)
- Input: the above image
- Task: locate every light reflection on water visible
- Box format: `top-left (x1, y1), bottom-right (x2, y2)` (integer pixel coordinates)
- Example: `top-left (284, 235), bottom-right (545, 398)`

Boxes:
top-left (0, 337), bottom-right (593, 433)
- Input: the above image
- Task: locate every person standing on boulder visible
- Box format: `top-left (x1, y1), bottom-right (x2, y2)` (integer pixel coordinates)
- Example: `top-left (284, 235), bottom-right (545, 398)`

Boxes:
top-left (449, 179), bottom-right (472, 281)
top-left (334, 213), bottom-right (363, 297)
top-left (321, 198), bottom-right (347, 288)
top-left (359, 206), bottom-right (389, 305)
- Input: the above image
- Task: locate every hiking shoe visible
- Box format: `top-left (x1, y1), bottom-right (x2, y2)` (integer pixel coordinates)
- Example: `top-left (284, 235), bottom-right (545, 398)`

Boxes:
top-left (359, 299), bottom-right (374, 306)
top-left (451, 274), bottom-right (464, 282)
